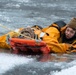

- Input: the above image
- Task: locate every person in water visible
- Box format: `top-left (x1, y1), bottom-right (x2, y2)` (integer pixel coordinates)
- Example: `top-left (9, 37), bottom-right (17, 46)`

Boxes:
top-left (38, 17), bottom-right (76, 54)
top-left (60, 18), bottom-right (76, 53)
top-left (0, 18), bottom-right (76, 54)
top-left (15, 18), bottom-right (76, 54)
top-left (0, 19), bottom-right (68, 54)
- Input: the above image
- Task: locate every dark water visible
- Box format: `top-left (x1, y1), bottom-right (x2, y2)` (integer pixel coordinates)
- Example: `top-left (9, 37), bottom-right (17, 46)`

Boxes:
top-left (0, 0), bottom-right (76, 75)
top-left (0, 0), bottom-right (76, 34)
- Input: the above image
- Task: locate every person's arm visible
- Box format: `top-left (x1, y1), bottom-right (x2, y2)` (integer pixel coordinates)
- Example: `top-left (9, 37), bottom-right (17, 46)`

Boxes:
top-left (43, 37), bottom-right (69, 53)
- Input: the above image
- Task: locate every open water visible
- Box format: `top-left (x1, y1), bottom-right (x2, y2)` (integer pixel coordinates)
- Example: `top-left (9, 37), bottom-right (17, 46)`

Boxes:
top-left (0, 0), bottom-right (76, 75)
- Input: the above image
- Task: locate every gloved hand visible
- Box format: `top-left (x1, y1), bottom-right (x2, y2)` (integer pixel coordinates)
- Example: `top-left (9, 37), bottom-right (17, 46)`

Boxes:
top-left (66, 44), bottom-right (76, 53)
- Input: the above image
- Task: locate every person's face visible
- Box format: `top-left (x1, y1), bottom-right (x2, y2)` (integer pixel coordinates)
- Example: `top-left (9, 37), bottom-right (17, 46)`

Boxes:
top-left (65, 27), bottom-right (76, 39)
